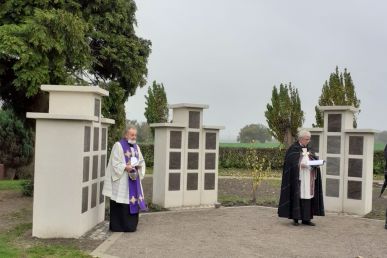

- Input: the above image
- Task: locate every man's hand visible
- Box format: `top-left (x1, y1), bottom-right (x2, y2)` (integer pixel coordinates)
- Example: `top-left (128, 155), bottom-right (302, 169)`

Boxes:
top-left (125, 164), bottom-right (133, 172)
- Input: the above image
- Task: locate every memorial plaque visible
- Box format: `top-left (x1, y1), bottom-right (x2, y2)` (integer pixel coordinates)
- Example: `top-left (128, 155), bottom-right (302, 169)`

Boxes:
top-left (188, 152), bottom-right (199, 170)
top-left (83, 156), bottom-right (90, 182)
top-left (326, 178), bottom-right (340, 197)
top-left (84, 126), bottom-right (91, 152)
top-left (188, 132), bottom-right (200, 149)
top-left (169, 152), bottom-right (181, 170)
top-left (310, 135), bottom-right (320, 153)
top-left (169, 173), bottom-right (180, 191)
top-left (100, 155), bottom-right (106, 177)
top-left (170, 131), bottom-right (182, 149)
top-left (94, 98), bottom-right (100, 117)
top-left (93, 127), bottom-right (99, 151)
top-left (206, 132), bottom-right (217, 150)
top-left (99, 181), bottom-right (104, 204)
top-left (328, 114), bottom-right (342, 132)
top-left (326, 157), bottom-right (340, 176)
top-left (102, 128), bottom-right (107, 151)
top-left (189, 111), bottom-right (200, 129)
top-left (92, 155), bottom-right (98, 179)
top-left (327, 136), bottom-right (341, 154)
top-left (81, 187), bottom-right (88, 213)
top-left (205, 153), bottom-right (216, 170)
top-left (348, 158), bottom-right (363, 178)
top-left (91, 183), bottom-right (97, 208)
top-left (348, 180), bottom-right (362, 200)
top-left (349, 136), bottom-right (364, 155)
top-left (204, 173), bottom-right (215, 190)
top-left (187, 173), bottom-right (198, 190)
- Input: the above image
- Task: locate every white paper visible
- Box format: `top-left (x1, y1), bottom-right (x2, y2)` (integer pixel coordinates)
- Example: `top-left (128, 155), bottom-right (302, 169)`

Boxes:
top-left (130, 157), bottom-right (144, 167)
top-left (307, 160), bottom-right (325, 166)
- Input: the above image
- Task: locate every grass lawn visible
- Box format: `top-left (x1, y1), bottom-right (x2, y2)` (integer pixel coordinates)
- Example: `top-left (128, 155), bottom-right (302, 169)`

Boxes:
top-left (0, 181), bottom-right (93, 258)
top-left (0, 180), bottom-right (25, 190)
top-left (220, 142), bottom-right (281, 149)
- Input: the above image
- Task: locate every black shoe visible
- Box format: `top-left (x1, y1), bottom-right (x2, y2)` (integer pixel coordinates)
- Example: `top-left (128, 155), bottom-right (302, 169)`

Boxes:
top-left (302, 220), bottom-right (316, 226)
top-left (292, 220), bottom-right (299, 226)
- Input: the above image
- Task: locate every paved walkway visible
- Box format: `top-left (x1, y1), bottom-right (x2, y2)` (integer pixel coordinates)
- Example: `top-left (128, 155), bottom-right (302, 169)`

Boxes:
top-left (91, 206), bottom-right (387, 258)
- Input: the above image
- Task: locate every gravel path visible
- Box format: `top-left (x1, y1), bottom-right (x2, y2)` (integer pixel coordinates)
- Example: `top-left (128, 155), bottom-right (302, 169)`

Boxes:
top-left (92, 206), bottom-right (387, 258)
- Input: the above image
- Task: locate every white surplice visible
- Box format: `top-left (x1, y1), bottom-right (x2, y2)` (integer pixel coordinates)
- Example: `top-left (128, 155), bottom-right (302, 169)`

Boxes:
top-left (299, 148), bottom-right (314, 199)
top-left (102, 141), bottom-right (146, 204)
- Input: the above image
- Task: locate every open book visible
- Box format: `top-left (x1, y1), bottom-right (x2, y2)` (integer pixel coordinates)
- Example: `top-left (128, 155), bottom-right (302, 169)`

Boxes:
top-left (307, 160), bottom-right (325, 166)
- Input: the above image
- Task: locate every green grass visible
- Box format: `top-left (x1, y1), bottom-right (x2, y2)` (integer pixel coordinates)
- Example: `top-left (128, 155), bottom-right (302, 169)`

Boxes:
top-left (0, 180), bottom-right (25, 191)
top-left (218, 168), bottom-right (282, 178)
top-left (0, 222), bottom-right (91, 258)
top-left (218, 195), bottom-right (251, 206)
top-left (26, 245), bottom-right (92, 258)
top-left (219, 142), bottom-right (281, 149)
top-left (219, 194), bottom-right (278, 207)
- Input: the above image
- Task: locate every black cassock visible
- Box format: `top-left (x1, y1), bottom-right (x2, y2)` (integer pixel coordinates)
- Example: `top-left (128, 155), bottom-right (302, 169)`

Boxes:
top-left (278, 142), bottom-right (325, 220)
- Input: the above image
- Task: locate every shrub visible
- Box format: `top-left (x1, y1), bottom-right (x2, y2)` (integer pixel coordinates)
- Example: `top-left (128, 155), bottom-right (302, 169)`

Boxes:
top-left (0, 109), bottom-right (34, 178)
top-left (140, 144), bottom-right (385, 175)
top-left (21, 179), bottom-right (34, 197)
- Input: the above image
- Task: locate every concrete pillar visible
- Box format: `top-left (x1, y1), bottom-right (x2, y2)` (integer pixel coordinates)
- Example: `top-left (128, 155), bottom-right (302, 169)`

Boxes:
top-left (306, 106), bottom-right (377, 215)
top-left (151, 104), bottom-right (224, 208)
top-left (27, 85), bottom-right (114, 238)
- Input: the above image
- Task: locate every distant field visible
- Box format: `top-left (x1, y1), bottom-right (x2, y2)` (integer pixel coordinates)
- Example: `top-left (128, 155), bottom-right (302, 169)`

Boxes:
top-left (221, 142), bottom-right (386, 151)
top-left (374, 142), bottom-right (386, 151)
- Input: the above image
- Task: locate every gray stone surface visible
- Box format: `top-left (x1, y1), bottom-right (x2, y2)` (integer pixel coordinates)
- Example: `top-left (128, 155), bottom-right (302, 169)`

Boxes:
top-left (91, 206), bottom-right (387, 258)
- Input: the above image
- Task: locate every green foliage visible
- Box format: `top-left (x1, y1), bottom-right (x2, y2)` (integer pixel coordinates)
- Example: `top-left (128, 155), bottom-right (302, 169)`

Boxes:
top-left (374, 150), bottom-right (385, 175)
top-left (0, 0), bottom-right (151, 123)
top-left (101, 82), bottom-right (126, 153)
top-left (220, 147), bottom-right (285, 170)
top-left (139, 144), bottom-right (385, 175)
top-left (138, 144), bottom-right (154, 167)
top-left (220, 142), bottom-right (280, 149)
top-left (237, 123), bottom-right (271, 143)
top-left (144, 81), bottom-right (169, 134)
top-left (0, 109), bottom-right (33, 170)
top-left (21, 179), bottom-right (34, 196)
top-left (314, 66), bottom-right (360, 127)
top-left (265, 83), bottom-right (304, 146)
top-left (245, 144), bottom-right (273, 202)
top-left (0, 179), bottom-right (25, 190)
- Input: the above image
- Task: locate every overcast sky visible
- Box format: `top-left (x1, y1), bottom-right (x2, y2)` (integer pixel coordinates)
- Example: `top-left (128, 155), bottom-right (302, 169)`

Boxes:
top-left (125, 0), bottom-right (387, 141)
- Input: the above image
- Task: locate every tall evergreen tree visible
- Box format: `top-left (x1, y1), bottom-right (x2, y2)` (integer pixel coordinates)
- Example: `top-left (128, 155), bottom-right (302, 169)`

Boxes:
top-left (265, 83), bottom-right (304, 147)
top-left (314, 66), bottom-right (360, 127)
top-left (144, 81), bottom-right (169, 134)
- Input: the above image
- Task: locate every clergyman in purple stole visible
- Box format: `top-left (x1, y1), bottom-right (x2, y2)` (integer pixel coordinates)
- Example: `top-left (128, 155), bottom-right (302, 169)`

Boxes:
top-left (119, 139), bottom-right (148, 214)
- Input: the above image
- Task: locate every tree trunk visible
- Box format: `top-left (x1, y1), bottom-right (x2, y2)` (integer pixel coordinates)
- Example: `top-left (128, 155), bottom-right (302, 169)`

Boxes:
top-left (6, 167), bottom-right (17, 180)
top-left (284, 128), bottom-right (293, 148)
top-left (0, 164), bottom-right (4, 180)
top-left (252, 180), bottom-right (257, 204)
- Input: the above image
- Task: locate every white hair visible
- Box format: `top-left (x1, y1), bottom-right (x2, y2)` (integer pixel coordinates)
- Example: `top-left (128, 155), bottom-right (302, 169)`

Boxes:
top-left (123, 125), bottom-right (137, 136)
top-left (297, 129), bottom-right (311, 140)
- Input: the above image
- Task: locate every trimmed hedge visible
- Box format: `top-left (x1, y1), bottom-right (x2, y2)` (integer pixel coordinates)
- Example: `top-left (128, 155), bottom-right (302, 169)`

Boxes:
top-left (139, 144), bottom-right (386, 174)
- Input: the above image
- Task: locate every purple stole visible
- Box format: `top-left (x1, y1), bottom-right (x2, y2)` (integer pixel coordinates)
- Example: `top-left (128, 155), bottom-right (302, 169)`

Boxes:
top-left (119, 139), bottom-right (147, 214)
